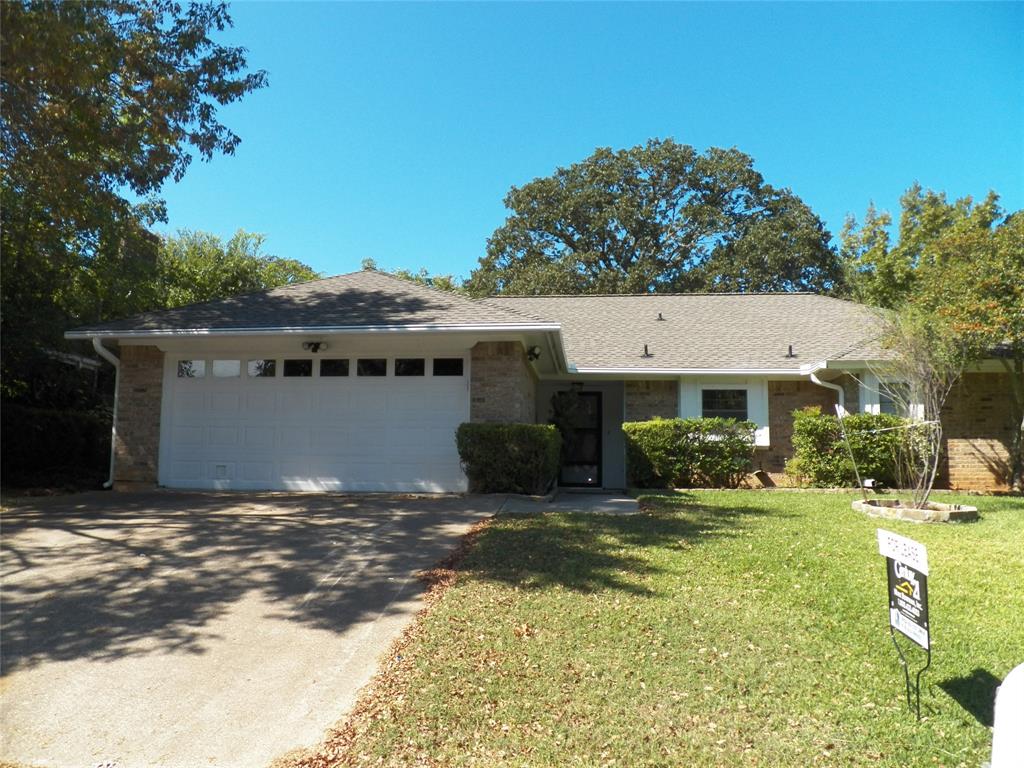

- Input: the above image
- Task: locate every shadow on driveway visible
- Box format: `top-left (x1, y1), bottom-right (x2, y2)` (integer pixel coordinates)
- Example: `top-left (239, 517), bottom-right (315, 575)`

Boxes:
top-left (2, 491), bottom-right (497, 673)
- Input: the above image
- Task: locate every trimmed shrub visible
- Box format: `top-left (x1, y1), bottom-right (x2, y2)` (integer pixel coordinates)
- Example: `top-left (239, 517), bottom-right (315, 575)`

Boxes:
top-left (623, 417), bottom-right (756, 489)
top-left (456, 423), bottom-right (562, 495)
top-left (785, 406), bottom-right (905, 487)
top-left (1, 403), bottom-right (111, 487)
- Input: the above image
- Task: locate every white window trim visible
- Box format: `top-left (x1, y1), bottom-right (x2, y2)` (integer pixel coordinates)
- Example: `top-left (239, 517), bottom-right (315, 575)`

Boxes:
top-left (859, 372), bottom-right (924, 420)
top-left (678, 377), bottom-right (770, 447)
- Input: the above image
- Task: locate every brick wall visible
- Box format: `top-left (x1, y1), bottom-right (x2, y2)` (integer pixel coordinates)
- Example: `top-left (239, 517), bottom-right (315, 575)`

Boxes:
top-left (114, 345), bottom-right (164, 488)
top-left (759, 380), bottom-right (838, 474)
top-left (940, 372), bottom-right (1015, 491)
top-left (624, 381), bottom-right (678, 421)
top-left (470, 342), bottom-right (536, 423)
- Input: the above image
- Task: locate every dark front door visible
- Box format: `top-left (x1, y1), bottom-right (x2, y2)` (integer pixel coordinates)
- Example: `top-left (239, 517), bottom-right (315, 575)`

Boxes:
top-left (559, 391), bottom-right (602, 487)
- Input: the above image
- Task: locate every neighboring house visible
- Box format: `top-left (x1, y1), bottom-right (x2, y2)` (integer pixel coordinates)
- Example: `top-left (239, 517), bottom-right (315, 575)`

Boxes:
top-left (65, 270), bottom-right (1015, 492)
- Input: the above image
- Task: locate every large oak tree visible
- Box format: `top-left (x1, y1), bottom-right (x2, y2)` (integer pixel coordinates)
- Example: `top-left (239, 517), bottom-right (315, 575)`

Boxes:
top-left (1, 0), bottom-right (267, 400)
top-left (466, 139), bottom-right (844, 296)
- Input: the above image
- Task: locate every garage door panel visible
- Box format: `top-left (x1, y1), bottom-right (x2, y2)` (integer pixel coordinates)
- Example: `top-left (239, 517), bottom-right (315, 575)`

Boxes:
top-left (245, 392), bottom-right (276, 414)
top-left (208, 426), bottom-right (238, 446)
top-left (242, 426), bottom-right (275, 450)
top-left (163, 356), bottom-right (468, 491)
top-left (210, 393), bottom-right (240, 415)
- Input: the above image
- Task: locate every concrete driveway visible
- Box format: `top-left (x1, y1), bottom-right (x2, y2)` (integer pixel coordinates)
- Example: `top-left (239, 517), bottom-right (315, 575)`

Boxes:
top-left (1, 491), bottom-right (501, 768)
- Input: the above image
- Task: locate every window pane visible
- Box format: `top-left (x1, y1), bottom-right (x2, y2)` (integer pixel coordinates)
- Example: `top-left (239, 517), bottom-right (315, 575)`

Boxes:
top-left (702, 389), bottom-right (748, 420)
top-left (283, 359), bottom-right (313, 377)
top-left (319, 359), bottom-right (349, 377)
top-left (357, 358), bottom-right (387, 376)
top-left (177, 359), bottom-right (206, 378)
top-left (247, 359), bottom-right (276, 377)
top-left (212, 359), bottom-right (241, 377)
top-left (433, 358), bottom-right (464, 376)
top-left (395, 358), bottom-right (425, 377)
top-left (879, 383), bottom-right (909, 416)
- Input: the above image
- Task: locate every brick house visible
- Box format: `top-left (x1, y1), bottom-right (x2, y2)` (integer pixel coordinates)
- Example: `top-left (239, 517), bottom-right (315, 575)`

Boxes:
top-left (66, 270), bottom-right (1015, 492)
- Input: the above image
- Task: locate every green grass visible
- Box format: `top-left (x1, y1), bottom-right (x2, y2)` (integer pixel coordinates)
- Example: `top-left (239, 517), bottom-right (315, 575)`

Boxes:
top-left (336, 492), bottom-right (1023, 767)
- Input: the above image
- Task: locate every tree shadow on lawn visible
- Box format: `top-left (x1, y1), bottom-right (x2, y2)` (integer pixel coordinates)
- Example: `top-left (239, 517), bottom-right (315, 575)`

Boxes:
top-left (938, 668), bottom-right (1002, 726)
top-left (463, 493), bottom-right (782, 596)
top-left (0, 491), bottom-right (493, 673)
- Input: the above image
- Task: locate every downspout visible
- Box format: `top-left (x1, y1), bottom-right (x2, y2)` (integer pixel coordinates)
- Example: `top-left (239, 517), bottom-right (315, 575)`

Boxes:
top-left (92, 337), bottom-right (120, 489)
top-left (809, 370), bottom-right (846, 416)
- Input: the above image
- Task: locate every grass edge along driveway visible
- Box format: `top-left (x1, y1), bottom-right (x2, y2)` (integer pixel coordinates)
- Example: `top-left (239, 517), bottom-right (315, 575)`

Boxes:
top-left (281, 491), bottom-right (1024, 768)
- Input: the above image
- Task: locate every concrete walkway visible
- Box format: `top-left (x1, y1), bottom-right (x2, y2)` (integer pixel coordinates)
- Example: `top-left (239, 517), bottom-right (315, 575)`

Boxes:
top-left (499, 492), bottom-right (639, 515)
top-left (1, 491), bottom-right (501, 768)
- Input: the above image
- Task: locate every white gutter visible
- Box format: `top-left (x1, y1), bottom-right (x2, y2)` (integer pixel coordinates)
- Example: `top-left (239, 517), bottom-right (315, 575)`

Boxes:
top-left (65, 322), bottom-right (562, 340)
top-left (571, 366), bottom-right (807, 376)
top-left (809, 368), bottom-right (847, 416)
top-left (92, 337), bottom-right (120, 489)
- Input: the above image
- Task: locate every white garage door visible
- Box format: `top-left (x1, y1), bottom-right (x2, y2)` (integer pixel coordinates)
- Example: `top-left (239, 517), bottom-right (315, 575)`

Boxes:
top-left (159, 354), bottom-right (469, 492)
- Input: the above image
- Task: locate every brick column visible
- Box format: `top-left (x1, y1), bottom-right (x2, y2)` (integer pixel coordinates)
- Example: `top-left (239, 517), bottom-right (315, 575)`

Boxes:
top-left (470, 342), bottom-right (536, 423)
top-left (940, 372), bottom-right (1014, 491)
top-left (760, 380), bottom-right (837, 473)
top-left (114, 345), bottom-right (164, 489)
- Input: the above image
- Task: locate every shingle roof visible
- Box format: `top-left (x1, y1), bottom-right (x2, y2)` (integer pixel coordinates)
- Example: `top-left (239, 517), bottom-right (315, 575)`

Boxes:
top-left (66, 270), bottom-right (553, 336)
top-left (487, 293), bottom-right (888, 371)
top-left (67, 270), bottom-right (889, 370)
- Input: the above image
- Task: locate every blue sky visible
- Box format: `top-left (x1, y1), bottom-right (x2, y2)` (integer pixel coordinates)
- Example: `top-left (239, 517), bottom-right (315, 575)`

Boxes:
top-left (156, 2), bottom-right (1024, 279)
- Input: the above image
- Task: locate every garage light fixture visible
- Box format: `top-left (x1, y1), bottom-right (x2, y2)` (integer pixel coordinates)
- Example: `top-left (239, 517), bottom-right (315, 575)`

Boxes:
top-left (527, 345), bottom-right (542, 362)
top-left (302, 341), bottom-right (328, 353)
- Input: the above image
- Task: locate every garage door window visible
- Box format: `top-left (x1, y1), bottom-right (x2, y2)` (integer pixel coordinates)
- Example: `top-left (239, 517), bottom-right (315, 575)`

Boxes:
top-left (319, 359), bottom-right (349, 377)
top-left (212, 360), bottom-right (241, 377)
top-left (395, 358), bottom-right (425, 376)
top-left (283, 359), bottom-right (313, 377)
top-left (433, 358), bottom-right (464, 376)
top-left (247, 359), bottom-right (276, 377)
top-left (177, 359), bottom-right (206, 378)
top-left (357, 358), bottom-right (387, 376)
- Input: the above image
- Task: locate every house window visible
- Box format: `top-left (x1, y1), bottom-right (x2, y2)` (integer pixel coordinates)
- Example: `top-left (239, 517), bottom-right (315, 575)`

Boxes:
top-left (433, 358), bottom-right (464, 376)
top-left (357, 358), bottom-right (387, 377)
top-left (283, 359), bottom-right (313, 377)
top-left (702, 389), bottom-right (748, 420)
top-left (879, 382), bottom-right (910, 416)
top-left (177, 360), bottom-right (206, 378)
top-left (247, 359), bottom-right (276, 377)
top-left (395, 358), bottom-right (425, 377)
top-left (319, 359), bottom-right (349, 377)
top-left (212, 359), bottom-right (241, 377)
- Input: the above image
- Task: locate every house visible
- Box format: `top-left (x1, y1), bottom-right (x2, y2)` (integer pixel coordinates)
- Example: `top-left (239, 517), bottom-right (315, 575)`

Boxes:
top-left (65, 270), bottom-right (1015, 492)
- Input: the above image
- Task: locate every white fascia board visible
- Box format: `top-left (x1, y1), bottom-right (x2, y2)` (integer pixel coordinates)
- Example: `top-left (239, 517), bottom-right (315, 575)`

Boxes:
top-left (65, 322), bottom-right (562, 340)
top-left (572, 367), bottom-right (806, 376)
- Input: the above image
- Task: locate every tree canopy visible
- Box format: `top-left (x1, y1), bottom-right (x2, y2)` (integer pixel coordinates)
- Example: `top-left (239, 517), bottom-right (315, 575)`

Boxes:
top-left (1, 0), bottom-right (267, 399)
top-left (844, 185), bottom-right (1023, 488)
top-left (158, 230), bottom-right (320, 308)
top-left (466, 139), bottom-right (844, 296)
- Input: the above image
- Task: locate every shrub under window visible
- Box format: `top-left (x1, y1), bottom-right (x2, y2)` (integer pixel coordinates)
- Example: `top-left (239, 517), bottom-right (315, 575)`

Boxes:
top-left (623, 417), bottom-right (756, 488)
top-left (456, 423), bottom-right (561, 495)
top-left (785, 406), bottom-right (905, 487)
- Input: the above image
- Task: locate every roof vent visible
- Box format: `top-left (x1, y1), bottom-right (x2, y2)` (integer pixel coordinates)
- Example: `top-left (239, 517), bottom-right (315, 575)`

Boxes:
top-left (641, 344), bottom-right (653, 358)
top-left (656, 312), bottom-right (665, 321)
top-left (785, 344), bottom-right (797, 358)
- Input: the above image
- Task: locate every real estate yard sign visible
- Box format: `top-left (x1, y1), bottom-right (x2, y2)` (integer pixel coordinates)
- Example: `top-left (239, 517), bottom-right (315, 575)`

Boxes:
top-left (877, 529), bottom-right (930, 649)
top-left (877, 529), bottom-right (931, 719)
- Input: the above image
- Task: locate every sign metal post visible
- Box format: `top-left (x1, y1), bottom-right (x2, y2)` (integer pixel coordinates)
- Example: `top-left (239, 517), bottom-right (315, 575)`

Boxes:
top-left (877, 529), bottom-right (932, 720)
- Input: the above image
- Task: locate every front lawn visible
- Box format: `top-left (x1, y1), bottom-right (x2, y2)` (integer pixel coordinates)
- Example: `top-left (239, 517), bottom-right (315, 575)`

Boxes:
top-left (298, 492), bottom-right (1023, 767)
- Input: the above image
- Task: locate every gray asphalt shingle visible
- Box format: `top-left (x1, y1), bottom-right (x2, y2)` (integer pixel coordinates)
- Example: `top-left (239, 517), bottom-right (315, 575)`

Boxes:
top-left (68, 271), bottom-right (888, 369)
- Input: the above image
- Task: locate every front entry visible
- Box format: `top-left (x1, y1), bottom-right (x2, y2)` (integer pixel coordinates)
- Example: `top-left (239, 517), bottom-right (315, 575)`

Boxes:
top-left (558, 391), bottom-right (602, 487)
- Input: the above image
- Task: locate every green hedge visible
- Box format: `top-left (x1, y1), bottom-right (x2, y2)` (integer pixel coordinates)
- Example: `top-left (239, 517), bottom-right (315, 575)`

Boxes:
top-left (456, 423), bottom-right (562, 495)
top-left (785, 406), bottom-right (906, 487)
top-left (623, 417), bottom-right (756, 489)
top-left (1, 403), bottom-right (111, 487)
